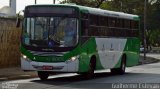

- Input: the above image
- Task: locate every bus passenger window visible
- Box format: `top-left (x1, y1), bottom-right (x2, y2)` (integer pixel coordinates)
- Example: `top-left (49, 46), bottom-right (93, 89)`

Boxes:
top-left (81, 20), bottom-right (89, 36)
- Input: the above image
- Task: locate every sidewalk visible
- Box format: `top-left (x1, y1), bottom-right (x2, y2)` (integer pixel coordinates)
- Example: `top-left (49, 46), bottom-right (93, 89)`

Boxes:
top-left (0, 55), bottom-right (160, 81)
top-left (0, 67), bottom-right (37, 81)
top-left (139, 54), bottom-right (160, 65)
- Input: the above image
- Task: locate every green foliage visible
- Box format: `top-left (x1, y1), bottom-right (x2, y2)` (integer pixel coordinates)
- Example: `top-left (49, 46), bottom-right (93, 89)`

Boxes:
top-left (60, 0), bottom-right (105, 8)
top-left (147, 29), bottom-right (160, 46)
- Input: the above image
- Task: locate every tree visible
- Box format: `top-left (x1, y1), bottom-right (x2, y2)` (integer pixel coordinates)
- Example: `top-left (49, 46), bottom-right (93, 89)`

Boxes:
top-left (61, 0), bottom-right (106, 8)
top-left (101, 0), bottom-right (160, 46)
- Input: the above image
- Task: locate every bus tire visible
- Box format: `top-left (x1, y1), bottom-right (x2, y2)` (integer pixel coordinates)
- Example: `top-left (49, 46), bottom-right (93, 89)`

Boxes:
top-left (38, 71), bottom-right (49, 80)
top-left (111, 55), bottom-right (126, 75)
top-left (85, 57), bottom-right (96, 79)
top-left (119, 55), bottom-right (126, 74)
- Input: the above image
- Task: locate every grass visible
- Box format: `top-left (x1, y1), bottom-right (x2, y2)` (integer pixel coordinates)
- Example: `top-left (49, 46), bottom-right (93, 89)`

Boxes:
top-left (0, 18), bottom-right (21, 68)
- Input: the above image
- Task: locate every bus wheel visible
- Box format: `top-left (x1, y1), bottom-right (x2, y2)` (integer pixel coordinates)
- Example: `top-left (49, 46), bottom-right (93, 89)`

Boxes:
top-left (38, 71), bottom-right (49, 80)
top-left (119, 56), bottom-right (126, 74)
top-left (111, 55), bottom-right (126, 75)
top-left (85, 58), bottom-right (96, 79)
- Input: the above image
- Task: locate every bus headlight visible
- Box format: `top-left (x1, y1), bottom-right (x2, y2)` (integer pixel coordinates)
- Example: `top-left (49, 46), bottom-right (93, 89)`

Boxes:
top-left (21, 54), bottom-right (28, 60)
top-left (71, 57), bottom-right (76, 61)
top-left (23, 55), bottom-right (27, 59)
top-left (21, 54), bottom-right (31, 62)
top-left (21, 54), bottom-right (27, 59)
top-left (66, 56), bottom-right (79, 63)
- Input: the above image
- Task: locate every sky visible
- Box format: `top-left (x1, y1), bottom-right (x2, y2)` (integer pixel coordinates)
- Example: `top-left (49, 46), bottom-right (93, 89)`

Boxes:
top-left (0, 0), bottom-right (60, 13)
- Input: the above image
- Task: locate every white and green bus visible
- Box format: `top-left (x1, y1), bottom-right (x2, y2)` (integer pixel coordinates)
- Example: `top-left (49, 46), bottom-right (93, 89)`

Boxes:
top-left (18, 4), bottom-right (140, 80)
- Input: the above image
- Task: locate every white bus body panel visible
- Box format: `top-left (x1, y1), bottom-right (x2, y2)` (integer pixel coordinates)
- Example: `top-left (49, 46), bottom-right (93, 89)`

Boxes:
top-left (21, 57), bottom-right (36, 71)
top-left (95, 38), bottom-right (127, 69)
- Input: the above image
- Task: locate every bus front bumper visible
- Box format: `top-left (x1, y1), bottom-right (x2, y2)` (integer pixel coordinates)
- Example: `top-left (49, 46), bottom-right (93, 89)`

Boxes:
top-left (21, 57), bottom-right (79, 72)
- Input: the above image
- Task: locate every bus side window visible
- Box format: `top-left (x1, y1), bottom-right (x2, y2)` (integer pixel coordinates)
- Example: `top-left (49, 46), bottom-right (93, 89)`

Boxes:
top-left (81, 20), bottom-right (89, 36)
top-left (81, 12), bottom-right (89, 36)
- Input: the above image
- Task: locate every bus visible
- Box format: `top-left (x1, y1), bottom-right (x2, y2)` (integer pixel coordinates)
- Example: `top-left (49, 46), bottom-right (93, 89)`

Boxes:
top-left (17, 4), bottom-right (140, 80)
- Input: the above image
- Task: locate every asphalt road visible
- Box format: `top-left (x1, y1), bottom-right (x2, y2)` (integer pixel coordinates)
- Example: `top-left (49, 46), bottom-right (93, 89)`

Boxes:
top-left (0, 62), bottom-right (160, 89)
top-left (0, 53), bottom-right (160, 89)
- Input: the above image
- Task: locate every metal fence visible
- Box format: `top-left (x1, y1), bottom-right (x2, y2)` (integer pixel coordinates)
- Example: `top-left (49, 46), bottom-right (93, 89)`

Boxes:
top-left (0, 17), bottom-right (21, 68)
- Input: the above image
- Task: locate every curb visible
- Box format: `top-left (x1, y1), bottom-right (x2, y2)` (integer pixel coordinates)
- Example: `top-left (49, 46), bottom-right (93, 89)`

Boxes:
top-left (139, 55), bottom-right (160, 65)
top-left (0, 68), bottom-right (37, 81)
top-left (0, 74), bottom-right (37, 81)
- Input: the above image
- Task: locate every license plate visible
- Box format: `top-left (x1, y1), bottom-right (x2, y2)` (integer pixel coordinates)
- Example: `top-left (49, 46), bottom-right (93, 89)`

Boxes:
top-left (42, 66), bottom-right (53, 70)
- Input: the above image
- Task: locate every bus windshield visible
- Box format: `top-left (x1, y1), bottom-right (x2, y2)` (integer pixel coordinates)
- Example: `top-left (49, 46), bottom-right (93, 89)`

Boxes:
top-left (23, 17), bottom-right (78, 48)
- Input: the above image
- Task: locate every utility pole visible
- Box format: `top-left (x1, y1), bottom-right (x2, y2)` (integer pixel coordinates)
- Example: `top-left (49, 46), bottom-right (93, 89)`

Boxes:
top-left (35, 0), bottom-right (37, 4)
top-left (120, 1), bottom-right (123, 12)
top-left (144, 0), bottom-right (147, 60)
top-left (53, 0), bottom-right (55, 4)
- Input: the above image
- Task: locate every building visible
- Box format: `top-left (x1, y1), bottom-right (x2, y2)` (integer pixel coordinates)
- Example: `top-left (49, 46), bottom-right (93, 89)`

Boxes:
top-left (0, 0), bottom-right (16, 17)
top-left (9, 0), bottom-right (16, 15)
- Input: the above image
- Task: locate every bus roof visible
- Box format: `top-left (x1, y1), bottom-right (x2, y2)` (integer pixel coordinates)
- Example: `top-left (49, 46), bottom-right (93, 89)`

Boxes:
top-left (76, 5), bottom-right (139, 20)
top-left (26, 4), bottom-right (139, 20)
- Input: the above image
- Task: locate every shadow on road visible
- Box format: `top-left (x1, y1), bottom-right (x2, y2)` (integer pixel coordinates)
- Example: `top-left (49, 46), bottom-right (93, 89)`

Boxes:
top-left (28, 72), bottom-right (160, 89)
top-left (31, 72), bottom-right (113, 84)
top-left (31, 71), bottom-right (160, 87)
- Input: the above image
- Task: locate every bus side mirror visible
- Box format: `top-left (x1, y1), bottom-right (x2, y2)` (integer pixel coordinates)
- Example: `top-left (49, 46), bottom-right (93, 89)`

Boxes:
top-left (16, 10), bottom-right (24, 28)
top-left (16, 17), bottom-right (21, 28)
